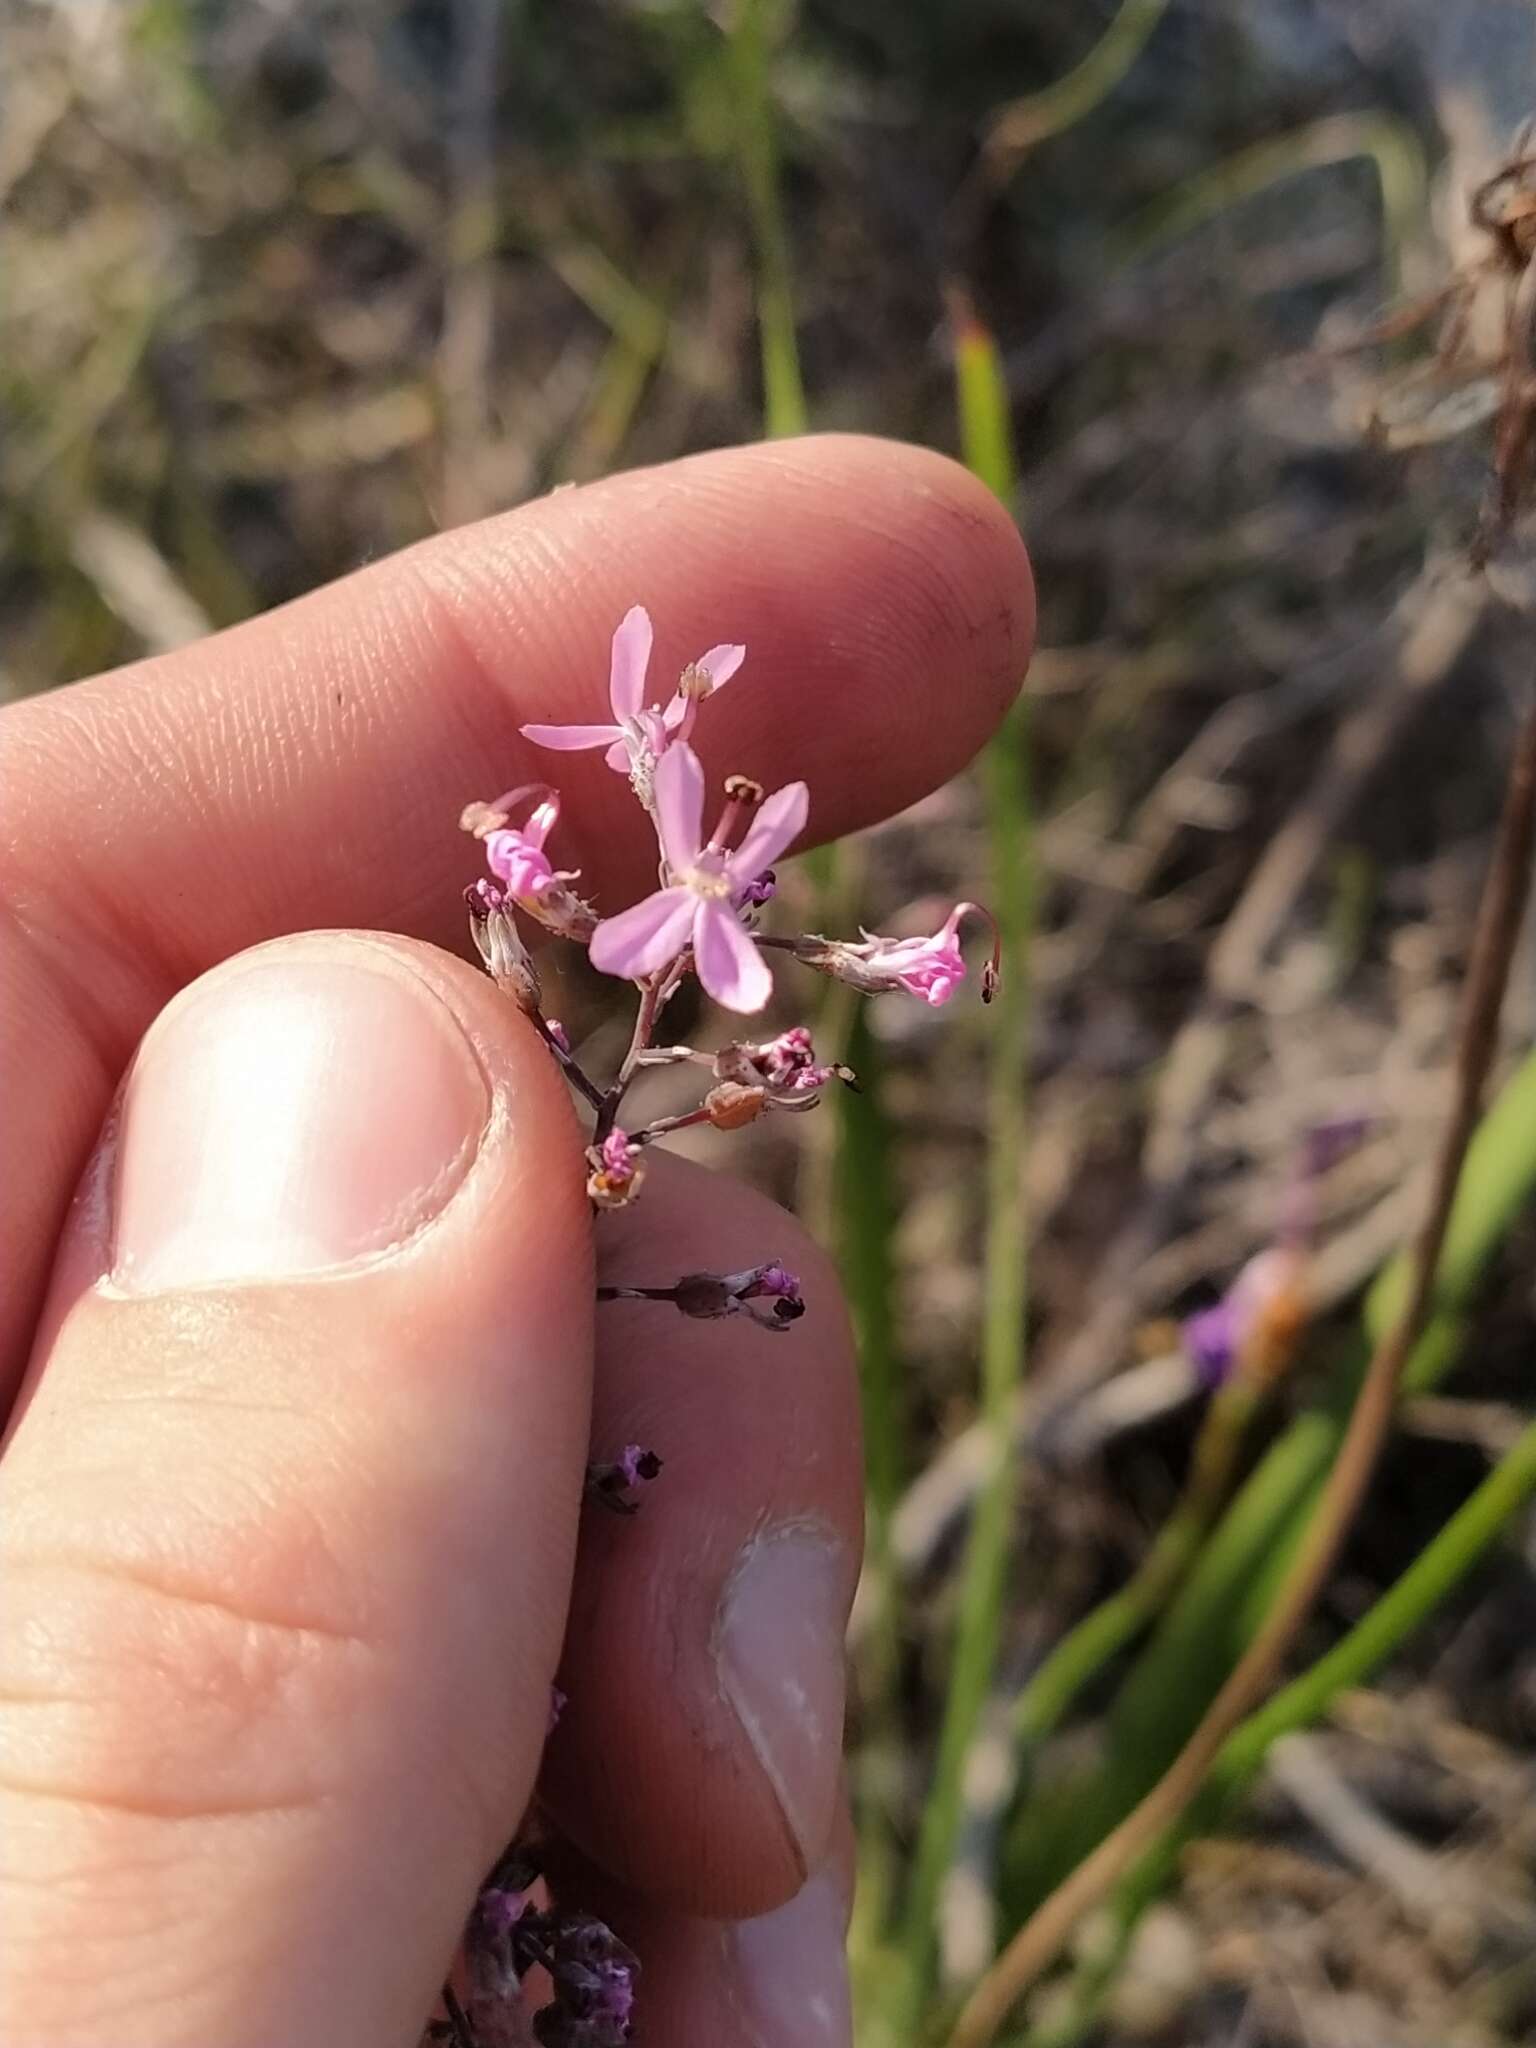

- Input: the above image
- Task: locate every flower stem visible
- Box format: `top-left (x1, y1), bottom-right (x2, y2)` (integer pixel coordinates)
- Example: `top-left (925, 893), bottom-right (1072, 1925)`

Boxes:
top-left (594, 973), bottom-right (673, 1141)
top-left (531, 1014), bottom-right (606, 1116)
top-left (441, 1983), bottom-right (476, 2048)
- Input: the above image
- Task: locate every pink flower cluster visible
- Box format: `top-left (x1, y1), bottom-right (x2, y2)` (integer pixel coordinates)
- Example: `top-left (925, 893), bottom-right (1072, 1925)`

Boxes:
top-left (450, 606), bottom-right (999, 2048)
top-left (464, 603), bottom-right (997, 1021)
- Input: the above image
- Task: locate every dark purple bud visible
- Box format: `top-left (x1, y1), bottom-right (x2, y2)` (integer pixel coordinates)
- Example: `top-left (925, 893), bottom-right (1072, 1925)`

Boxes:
top-left (585, 1447), bottom-right (664, 1513)
top-left (534, 1914), bottom-right (639, 2047)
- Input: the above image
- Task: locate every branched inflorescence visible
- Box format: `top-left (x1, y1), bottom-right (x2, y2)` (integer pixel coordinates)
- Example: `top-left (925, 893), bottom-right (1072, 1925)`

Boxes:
top-left (441, 606), bottom-right (998, 2045)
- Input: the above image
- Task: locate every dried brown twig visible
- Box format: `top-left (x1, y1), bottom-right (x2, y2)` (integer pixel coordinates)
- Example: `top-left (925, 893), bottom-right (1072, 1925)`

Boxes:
top-left (947, 677), bottom-right (1536, 2048)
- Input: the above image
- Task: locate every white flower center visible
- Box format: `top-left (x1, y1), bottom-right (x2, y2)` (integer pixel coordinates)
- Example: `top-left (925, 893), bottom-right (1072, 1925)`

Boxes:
top-left (684, 864), bottom-right (734, 900)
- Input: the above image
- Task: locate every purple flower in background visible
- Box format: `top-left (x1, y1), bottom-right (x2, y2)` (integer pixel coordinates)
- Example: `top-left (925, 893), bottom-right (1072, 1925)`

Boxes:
top-left (1181, 1246), bottom-right (1305, 1389)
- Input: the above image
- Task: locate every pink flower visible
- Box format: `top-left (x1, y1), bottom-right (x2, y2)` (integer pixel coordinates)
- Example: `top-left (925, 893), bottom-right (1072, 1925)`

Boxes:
top-left (462, 785), bottom-right (596, 943)
top-left (483, 793), bottom-right (563, 900)
top-left (520, 605), bottom-right (745, 791)
top-left (860, 914), bottom-right (969, 1004)
top-left (796, 902), bottom-right (1000, 1006)
top-left (1182, 1246), bottom-right (1306, 1390)
top-left (588, 743), bottom-right (807, 1013)
top-left (586, 1126), bottom-right (645, 1209)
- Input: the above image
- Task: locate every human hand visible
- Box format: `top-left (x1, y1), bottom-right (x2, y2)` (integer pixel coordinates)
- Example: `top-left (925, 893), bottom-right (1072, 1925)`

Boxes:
top-left (0, 436), bottom-right (1033, 2047)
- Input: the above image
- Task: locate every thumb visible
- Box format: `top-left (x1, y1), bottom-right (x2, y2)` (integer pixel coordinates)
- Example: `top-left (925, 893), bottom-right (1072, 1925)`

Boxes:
top-left (0, 933), bottom-right (593, 2048)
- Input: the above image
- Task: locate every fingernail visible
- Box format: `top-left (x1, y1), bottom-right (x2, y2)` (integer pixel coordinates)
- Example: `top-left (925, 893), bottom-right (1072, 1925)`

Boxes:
top-left (112, 951), bottom-right (489, 1291)
top-left (716, 1529), bottom-right (847, 1875)
top-left (731, 1870), bottom-right (852, 2048)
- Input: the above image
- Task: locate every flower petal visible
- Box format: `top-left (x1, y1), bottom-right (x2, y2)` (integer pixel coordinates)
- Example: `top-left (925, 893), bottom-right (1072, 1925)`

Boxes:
top-left (652, 740), bottom-right (705, 874)
top-left (520, 721), bottom-right (625, 751)
top-left (604, 736), bottom-right (632, 773)
top-left (692, 900), bottom-right (772, 1013)
top-left (730, 779), bottom-right (809, 882)
top-left (696, 642), bottom-right (746, 689)
top-left (608, 606), bottom-right (654, 718)
top-left (589, 887), bottom-right (696, 982)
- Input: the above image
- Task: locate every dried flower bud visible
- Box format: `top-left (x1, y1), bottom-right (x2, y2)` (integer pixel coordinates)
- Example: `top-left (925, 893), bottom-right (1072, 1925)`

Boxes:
top-left (535, 1915), bottom-right (639, 2047)
top-left (586, 1445), bottom-right (664, 1513)
top-left (466, 882), bottom-right (543, 1014)
top-left (712, 1026), bottom-right (855, 1110)
top-left (586, 1129), bottom-right (645, 1210)
top-left (599, 1261), bottom-right (805, 1331)
top-left (705, 1080), bottom-right (767, 1129)
top-left (669, 1272), bottom-right (735, 1319)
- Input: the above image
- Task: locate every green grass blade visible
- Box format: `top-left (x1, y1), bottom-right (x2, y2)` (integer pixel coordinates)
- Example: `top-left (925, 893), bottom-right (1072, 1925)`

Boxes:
top-left (1003, 1045), bottom-right (1536, 1916)
top-left (726, 0), bottom-right (807, 439)
top-left (902, 300), bottom-right (1032, 2010)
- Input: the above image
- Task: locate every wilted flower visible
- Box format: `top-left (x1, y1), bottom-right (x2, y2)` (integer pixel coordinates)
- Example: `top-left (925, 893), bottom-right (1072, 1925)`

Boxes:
top-left (465, 1875), bottom-right (637, 2048)
top-left (534, 1916), bottom-right (639, 2048)
top-left (588, 744), bottom-right (808, 1013)
top-left (465, 881), bottom-right (542, 1013)
top-left (794, 901), bottom-right (1000, 1005)
top-left (714, 1024), bottom-right (855, 1109)
top-left (462, 787), bottom-right (596, 941)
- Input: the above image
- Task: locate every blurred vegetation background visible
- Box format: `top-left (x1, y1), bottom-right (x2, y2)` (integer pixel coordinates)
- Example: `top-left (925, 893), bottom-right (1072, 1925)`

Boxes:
top-left (8, 3), bottom-right (1536, 2045)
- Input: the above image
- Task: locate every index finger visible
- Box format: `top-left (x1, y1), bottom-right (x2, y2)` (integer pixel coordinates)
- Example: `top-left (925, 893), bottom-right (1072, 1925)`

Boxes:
top-left (0, 432), bottom-right (1032, 1382)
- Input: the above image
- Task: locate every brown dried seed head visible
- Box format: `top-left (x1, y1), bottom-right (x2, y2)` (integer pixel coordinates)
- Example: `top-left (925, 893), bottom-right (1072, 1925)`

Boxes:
top-left (705, 1081), bottom-right (767, 1130)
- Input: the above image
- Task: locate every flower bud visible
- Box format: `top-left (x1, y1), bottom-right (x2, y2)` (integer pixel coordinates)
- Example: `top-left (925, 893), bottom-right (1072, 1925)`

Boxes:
top-left (586, 1128), bottom-right (645, 1210)
top-left (466, 882), bottom-right (542, 1014)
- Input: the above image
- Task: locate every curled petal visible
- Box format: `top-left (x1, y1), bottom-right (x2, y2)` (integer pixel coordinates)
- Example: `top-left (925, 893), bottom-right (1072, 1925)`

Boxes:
top-left (608, 605), bottom-right (654, 718)
top-left (692, 899), bottom-right (772, 1013)
top-left (589, 887), bottom-right (696, 982)
top-left (653, 741), bottom-right (706, 873)
top-left (731, 778), bottom-right (809, 881)
top-left (520, 720), bottom-right (624, 751)
top-left (604, 735), bottom-right (632, 774)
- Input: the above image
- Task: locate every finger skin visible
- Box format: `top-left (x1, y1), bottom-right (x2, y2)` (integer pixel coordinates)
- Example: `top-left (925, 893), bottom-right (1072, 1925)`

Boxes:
top-left (544, 1152), bottom-right (863, 1920)
top-left (0, 432), bottom-right (1032, 1394)
top-left (0, 934), bottom-right (592, 2048)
